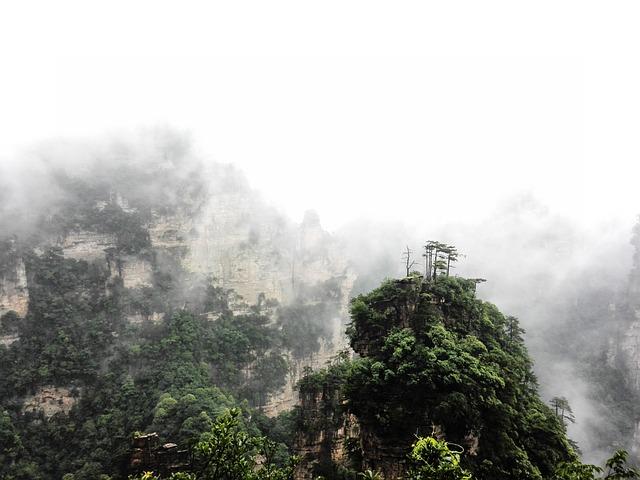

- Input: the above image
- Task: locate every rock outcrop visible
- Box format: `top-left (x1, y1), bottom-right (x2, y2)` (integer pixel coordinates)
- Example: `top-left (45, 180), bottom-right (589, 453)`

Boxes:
top-left (0, 256), bottom-right (29, 318)
top-left (22, 386), bottom-right (79, 417)
top-left (1, 176), bottom-right (355, 419)
top-left (294, 390), bottom-right (360, 480)
top-left (62, 231), bottom-right (116, 263)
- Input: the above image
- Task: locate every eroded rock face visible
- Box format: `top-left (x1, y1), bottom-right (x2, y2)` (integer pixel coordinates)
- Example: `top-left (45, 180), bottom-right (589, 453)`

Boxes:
top-left (187, 197), bottom-right (355, 307)
top-left (149, 213), bottom-right (193, 252)
top-left (0, 257), bottom-right (29, 318)
top-left (293, 400), bottom-right (408, 480)
top-left (3, 177), bottom-right (356, 424)
top-left (108, 255), bottom-right (154, 289)
top-left (186, 191), bottom-right (295, 304)
top-left (0, 333), bottom-right (19, 346)
top-left (62, 231), bottom-right (116, 263)
top-left (262, 333), bottom-right (343, 417)
top-left (22, 386), bottom-right (79, 417)
top-left (612, 229), bottom-right (640, 456)
top-left (60, 230), bottom-right (154, 289)
top-left (126, 312), bottom-right (165, 325)
top-left (294, 389), bottom-right (360, 480)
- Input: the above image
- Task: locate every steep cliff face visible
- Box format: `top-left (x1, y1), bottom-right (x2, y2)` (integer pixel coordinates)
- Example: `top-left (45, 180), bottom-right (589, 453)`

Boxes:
top-left (294, 386), bottom-right (360, 480)
top-left (0, 160), bottom-right (354, 419)
top-left (166, 190), bottom-right (355, 416)
top-left (262, 332), bottom-right (342, 417)
top-left (293, 275), bottom-right (575, 480)
top-left (607, 220), bottom-right (640, 456)
top-left (192, 199), bottom-right (355, 414)
top-left (294, 382), bottom-right (409, 480)
top-left (187, 192), bottom-right (354, 307)
top-left (0, 245), bottom-right (29, 319)
top-left (0, 241), bottom-right (29, 347)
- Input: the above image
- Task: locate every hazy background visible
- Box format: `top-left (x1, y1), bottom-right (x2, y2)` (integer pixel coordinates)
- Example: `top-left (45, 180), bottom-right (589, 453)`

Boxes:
top-left (1, 1), bottom-right (640, 231)
top-left (2, 0), bottom-right (640, 462)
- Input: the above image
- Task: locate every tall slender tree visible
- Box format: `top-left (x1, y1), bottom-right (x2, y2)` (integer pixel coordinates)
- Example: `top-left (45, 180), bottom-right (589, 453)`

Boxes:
top-left (402, 246), bottom-right (418, 277)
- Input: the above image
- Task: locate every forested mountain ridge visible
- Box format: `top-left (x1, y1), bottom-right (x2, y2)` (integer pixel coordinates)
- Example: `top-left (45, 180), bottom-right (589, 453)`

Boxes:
top-left (1, 133), bottom-right (639, 480)
top-left (293, 273), bottom-right (577, 480)
top-left (0, 134), bottom-right (354, 479)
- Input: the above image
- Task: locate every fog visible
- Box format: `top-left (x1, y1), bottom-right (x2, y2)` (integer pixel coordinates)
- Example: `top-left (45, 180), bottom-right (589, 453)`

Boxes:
top-left (338, 193), bottom-right (636, 462)
top-left (0, 129), bottom-right (637, 463)
top-left (2, 0), bottom-right (640, 467)
top-left (3, 3), bottom-right (640, 231)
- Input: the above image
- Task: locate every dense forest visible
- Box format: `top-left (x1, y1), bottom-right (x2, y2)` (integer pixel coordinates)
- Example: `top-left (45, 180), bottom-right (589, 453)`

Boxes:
top-left (0, 216), bottom-right (310, 478)
top-left (3, 245), bottom-right (638, 479)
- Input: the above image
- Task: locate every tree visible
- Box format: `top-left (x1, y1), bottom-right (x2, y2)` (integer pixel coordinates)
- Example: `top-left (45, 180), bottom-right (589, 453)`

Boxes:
top-left (423, 241), bottom-right (460, 280)
top-left (191, 408), bottom-right (257, 479)
top-left (192, 408), bottom-right (295, 480)
top-left (403, 246), bottom-right (418, 277)
top-left (552, 461), bottom-right (602, 480)
top-left (552, 450), bottom-right (639, 480)
top-left (407, 436), bottom-right (472, 480)
top-left (550, 397), bottom-right (576, 426)
top-left (0, 410), bottom-right (24, 476)
top-left (443, 245), bottom-right (459, 277)
top-left (603, 450), bottom-right (640, 479)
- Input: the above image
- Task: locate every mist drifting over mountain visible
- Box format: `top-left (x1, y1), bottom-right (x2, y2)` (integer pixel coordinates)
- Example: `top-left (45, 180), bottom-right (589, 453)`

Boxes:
top-left (2, 3), bottom-right (640, 478)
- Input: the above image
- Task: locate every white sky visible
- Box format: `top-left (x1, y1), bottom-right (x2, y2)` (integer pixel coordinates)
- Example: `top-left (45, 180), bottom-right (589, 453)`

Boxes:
top-left (1, 1), bottom-right (639, 231)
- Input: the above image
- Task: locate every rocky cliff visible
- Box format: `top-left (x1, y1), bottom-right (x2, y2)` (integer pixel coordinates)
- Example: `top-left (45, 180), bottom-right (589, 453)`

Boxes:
top-left (605, 220), bottom-right (640, 457)
top-left (0, 241), bottom-right (29, 319)
top-left (0, 157), bottom-right (355, 418)
top-left (293, 275), bottom-right (575, 480)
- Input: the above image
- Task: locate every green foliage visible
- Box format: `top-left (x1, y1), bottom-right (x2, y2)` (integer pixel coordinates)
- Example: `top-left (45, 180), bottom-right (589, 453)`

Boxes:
top-left (128, 472), bottom-right (196, 480)
top-left (277, 302), bottom-right (336, 359)
top-left (0, 310), bottom-right (20, 335)
top-left (299, 274), bottom-right (577, 480)
top-left (191, 408), bottom-right (259, 479)
top-left (129, 409), bottom-right (296, 480)
top-left (0, 410), bottom-right (24, 476)
top-left (552, 450), bottom-right (639, 480)
top-left (603, 450), bottom-right (640, 479)
top-left (148, 388), bottom-right (237, 447)
top-left (0, 253), bottom-right (288, 480)
top-left (295, 353), bottom-right (351, 436)
top-left (188, 408), bottom-right (295, 480)
top-left (553, 461), bottom-right (603, 480)
top-left (0, 150), bottom-right (342, 479)
top-left (407, 436), bottom-right (473, 480)
top-left (358, 469), bottom-right (383, 480)
top-left (0, 248), bottom-right (116, 395)
top-left (0, 238), bottom-right (313, 478)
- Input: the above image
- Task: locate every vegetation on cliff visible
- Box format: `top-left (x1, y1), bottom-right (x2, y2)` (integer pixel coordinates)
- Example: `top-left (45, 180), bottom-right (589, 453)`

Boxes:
top-left (0, 241), bottom-right (305, 479)
top-left (0, 135), bottom-right (347, 479)
top-left (295, 267), bottom-right (638, 480)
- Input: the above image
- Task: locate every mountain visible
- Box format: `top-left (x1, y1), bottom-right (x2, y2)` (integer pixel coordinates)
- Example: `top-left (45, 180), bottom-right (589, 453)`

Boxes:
top-left (0, 132), bottom-right (353, 479)
top-left (293, 274), bottom-right (575, 480)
